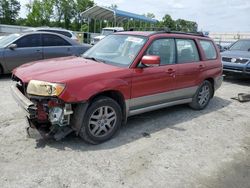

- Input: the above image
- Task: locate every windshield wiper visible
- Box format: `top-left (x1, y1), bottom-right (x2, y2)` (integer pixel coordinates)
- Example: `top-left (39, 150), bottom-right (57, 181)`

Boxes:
top-left (84, 56), bottom-right (101, 62)
top-left (83, 56), bottom-right (106, 63)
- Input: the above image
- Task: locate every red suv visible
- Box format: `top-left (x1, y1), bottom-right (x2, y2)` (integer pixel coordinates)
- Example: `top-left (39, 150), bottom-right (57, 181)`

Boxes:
top-left (12, 31), bottom-right (223, 144)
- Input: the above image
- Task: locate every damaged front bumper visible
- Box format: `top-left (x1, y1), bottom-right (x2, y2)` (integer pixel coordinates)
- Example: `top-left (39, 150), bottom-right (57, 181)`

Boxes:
top-left (11, 85), bottom-right (37, 119)
top-left (11, 84), bottom-right (74, 140)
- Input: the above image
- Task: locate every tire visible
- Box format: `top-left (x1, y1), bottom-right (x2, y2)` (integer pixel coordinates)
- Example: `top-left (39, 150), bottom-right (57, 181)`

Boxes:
top-left (189, 80), bottom-right (213, 110)
top-left (0, 66), bottom-right (3, 76)
top-left (79, 96), bottom-right (122, 144)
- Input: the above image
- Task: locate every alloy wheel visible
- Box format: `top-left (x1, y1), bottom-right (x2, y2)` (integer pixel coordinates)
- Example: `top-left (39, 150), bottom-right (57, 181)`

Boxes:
top-left (88, 106), bottom-right (117, 137)
top-left (198, 85), bottom-right (210, 106)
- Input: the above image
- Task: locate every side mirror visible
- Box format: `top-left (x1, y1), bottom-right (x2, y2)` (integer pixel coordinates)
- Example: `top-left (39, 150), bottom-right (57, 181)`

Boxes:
top-left (141, 55), bottom-right (160, 66)
top-left (8, 43), bottom-right (17, 50)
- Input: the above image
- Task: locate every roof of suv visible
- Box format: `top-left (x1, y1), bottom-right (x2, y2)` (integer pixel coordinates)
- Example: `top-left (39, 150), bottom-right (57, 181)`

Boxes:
top-left (115, 31), bottom-right (209, 39)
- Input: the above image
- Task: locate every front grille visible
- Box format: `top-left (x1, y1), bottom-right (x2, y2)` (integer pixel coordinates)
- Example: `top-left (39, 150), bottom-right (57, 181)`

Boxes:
top-left (222, 57), bottom-right (249, 64)
top-left (246, 67), bottom-right (250, 72)
top-left (223, 65), bottom-right (244, 71)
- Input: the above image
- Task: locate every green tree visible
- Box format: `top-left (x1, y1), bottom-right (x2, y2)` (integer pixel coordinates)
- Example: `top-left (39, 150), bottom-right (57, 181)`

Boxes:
top-left (26, 0), bottom-right (55, 26)
top-left (175, 19), bottom-right (197, 32)
top-left (160, 14), bottom-right (176, 30)
top-left (144, 13), bottom-right (155, 19)
top-left (53, 0), bottom-right (75, 29)
top-left (72, 0), bottom-right (94, 31)
top-left (0, 0), bottom-right (20, 24)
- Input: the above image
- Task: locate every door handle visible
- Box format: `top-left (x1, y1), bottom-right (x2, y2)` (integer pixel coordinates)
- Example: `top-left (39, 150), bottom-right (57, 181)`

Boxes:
top-left (166, 68), bottom-right (176, 74)
top-left (198, 64), bottom-right (205, 70)
top-left (166, 68), bottom-right (176, 77)
top-left (36, 49), bottom-right (41, 52)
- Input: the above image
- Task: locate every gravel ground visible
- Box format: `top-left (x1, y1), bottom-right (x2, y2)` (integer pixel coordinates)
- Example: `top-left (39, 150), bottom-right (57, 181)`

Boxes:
top-left (0, 75), bottom-right (249, 188)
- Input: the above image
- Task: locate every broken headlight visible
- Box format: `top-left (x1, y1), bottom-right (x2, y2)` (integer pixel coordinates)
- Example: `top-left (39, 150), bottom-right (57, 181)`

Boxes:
top-left (27, 80), bottom-right (65, 97)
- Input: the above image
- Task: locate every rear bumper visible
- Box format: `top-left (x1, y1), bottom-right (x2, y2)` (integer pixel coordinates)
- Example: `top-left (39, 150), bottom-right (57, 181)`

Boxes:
top-left (11, 85), bottom-right (37, 119)
top-left (214, 75), bottom-right (223, 90)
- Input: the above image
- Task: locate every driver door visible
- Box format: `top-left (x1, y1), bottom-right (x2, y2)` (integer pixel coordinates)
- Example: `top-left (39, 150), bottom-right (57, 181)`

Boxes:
top-left (130, 38), bottom-right (177, 110)
top-left (3, 34), bottom-right (43, 71)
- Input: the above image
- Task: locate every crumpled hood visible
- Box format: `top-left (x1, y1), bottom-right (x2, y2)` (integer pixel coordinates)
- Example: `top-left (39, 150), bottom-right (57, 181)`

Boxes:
top-left (13, 56), bottom-right (122, 83)
top-left (221, 50), bottom-right (250, 59)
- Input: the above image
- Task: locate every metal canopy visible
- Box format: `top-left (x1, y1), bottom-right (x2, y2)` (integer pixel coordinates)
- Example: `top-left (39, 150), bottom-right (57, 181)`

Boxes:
top-left (81, 5), bottom-right (158, 24)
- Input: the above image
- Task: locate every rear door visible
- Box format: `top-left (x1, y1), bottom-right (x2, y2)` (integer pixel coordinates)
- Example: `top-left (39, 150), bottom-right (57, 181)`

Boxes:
top-left (130, 38), bottom-right (177, 110)
top-left (3, 34), bottom-right (42, 71)
top-left (42, 34), bottom-right (73, 59)
top-left (198, 39), bottom-right (221, 76)
top-left (174, 38), bottom-right (205, 91)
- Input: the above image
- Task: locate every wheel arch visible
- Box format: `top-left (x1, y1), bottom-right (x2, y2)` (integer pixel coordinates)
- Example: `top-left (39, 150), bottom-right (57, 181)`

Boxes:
top-left (88, 90), bottom-right (128, 124)
top-left (204, 77), bottom-right (215, 97)
top-left (0, 63), bottom-right (4, 74)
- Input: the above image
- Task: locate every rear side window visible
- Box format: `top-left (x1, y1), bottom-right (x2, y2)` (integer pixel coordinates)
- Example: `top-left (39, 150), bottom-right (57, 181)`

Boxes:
top-left (42, 34), bottom-right (71, 46)
top-left (15, 34), bottom-right (41, 48)
top-left (176, 39), bottom-right (200, 63)
top-left (199, 40), bottom-right (217, 60)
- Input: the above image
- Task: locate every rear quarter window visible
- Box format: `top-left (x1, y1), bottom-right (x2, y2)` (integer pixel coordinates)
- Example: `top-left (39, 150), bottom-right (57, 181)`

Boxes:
top-left (199, 40), bottom-right (217, 60)
top-left (42, 34), bottom-right (71, 46)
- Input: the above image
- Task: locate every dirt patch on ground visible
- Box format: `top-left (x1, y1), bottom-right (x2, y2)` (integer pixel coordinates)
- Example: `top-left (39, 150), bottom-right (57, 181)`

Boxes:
top-left (0, 75), bottom-right (250, 188)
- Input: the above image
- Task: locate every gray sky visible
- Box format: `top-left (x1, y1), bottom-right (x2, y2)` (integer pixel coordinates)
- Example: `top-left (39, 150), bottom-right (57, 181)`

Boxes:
top-left (19, 0), bottom-right (250, 32)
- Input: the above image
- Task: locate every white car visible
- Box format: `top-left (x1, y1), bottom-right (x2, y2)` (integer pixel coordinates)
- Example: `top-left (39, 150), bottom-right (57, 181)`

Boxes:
top-left (91, 27), bottom-right (124, 45)
top-left (24, 27), bottom-right (79, 42)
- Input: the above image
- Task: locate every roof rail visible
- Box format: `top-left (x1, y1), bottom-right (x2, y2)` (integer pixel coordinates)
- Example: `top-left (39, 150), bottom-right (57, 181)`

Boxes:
top-left (126, 27), bottom-right (208, 37)
top-left (153, 28), bottom-right (207, 37)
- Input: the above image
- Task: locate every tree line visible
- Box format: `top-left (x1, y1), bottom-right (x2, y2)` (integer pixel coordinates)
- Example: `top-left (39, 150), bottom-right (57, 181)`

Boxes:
top-left (0, 0), bottom-right (198, 33)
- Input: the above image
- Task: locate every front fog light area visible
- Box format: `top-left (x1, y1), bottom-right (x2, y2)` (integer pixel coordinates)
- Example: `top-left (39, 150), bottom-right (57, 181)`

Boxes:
top-left (48, 104), bottom-right (73, 127)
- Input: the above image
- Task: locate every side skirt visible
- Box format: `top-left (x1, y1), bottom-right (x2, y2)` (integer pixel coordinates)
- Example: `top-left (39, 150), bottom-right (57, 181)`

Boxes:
top-left (128, 98), bottom-right (192, 117)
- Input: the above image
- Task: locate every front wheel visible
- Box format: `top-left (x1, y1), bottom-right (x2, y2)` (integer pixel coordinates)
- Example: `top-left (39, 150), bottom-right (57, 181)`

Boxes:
top-left (79, 96), bottom-right (122, 144)
top-left (189, 81), bottom-right (213, 110)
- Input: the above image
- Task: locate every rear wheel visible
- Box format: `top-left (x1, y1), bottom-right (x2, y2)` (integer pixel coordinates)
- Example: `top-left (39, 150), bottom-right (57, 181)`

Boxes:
top-left (79, 96), bottom-right (122, 144)
top-left (189, 81), bottom-right (213, 110)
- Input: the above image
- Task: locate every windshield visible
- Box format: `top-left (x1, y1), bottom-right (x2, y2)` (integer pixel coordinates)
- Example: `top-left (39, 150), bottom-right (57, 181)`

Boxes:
top-left (230, 40), bottom-right (250, 51)
top-left (0, 34), bottom-right (20, 48)
top-left (101, 29), bottom-right (115, 36)
top-left (83, 34), bottom-right (147, 67)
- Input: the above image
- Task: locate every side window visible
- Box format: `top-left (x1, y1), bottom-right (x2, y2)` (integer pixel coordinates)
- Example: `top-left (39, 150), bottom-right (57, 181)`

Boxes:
top-left (176, 39), bottom-right (200, 63)
top-left (15, 34), bottom-right (41, 48)
top-left (41, 30), bottom-right (72, 38)
top-left (42, 34), bottom-right (71, 47)
top-left (146, 38), bottom-right (176, 65)
top-left (199, 40), bottom-right (217, 60)
top-left (56, 31), bottom-right (72, 38)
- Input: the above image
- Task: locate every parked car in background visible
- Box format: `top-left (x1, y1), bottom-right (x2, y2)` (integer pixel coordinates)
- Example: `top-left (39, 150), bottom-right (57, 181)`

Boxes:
top-left (12, 31), bottom-right (222, 144)
top-left (216, 44), bottom-right (224, 52)
top-left (0, 32), bottom-right (91, 75)
top-left (91, 27), bottom-right (124, 45)
top-left (24, 27), bottom-right (79, 42)
top-left (221, 39), bottom-right (250, 76)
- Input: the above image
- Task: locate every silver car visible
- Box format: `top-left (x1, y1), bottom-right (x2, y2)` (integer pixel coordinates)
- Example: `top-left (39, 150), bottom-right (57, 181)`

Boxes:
top-left (24, 27), bottom-right (79, 42)
top-left (0, 32), bottom-right (91, 75)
